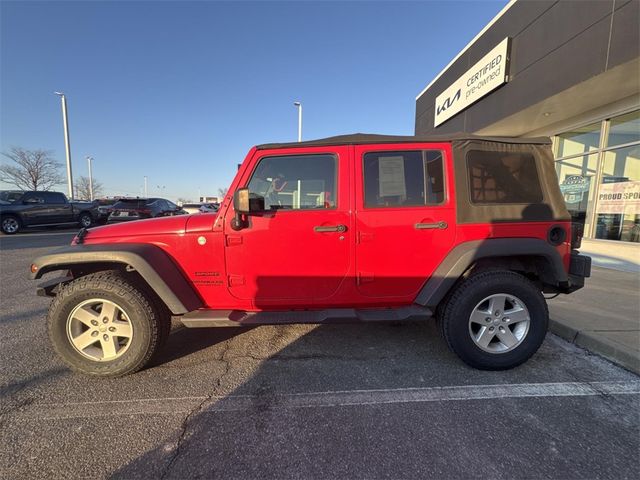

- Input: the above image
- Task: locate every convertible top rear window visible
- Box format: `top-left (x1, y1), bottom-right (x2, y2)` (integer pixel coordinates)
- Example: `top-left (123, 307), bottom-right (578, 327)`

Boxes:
top-left (467, 150), bottom-right (543, 204)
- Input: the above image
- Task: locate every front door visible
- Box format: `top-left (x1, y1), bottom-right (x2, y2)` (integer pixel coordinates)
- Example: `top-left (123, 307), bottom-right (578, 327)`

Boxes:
top-left (224, 147), bottom-right (351, 308)
top-left (354, 143), bottom-right (456, 299)
top-left (20, 192), bottom-right (49, 226)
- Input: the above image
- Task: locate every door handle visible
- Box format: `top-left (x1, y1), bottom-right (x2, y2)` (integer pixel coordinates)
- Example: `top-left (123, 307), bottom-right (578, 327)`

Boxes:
top-left (415, 221), bottom-right (448, 230)
top-left (314, 224), bottom-right (347, 233)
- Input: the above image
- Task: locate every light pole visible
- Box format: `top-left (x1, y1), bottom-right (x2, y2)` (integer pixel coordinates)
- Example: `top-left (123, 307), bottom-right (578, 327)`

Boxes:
top-left (86, 156), bottom-right (94, 201)
top-left (54, 92), bottom-right (73, 199)
top-left (144, 176), bottom-right (148, 197)
top-left (294, 101), bottom-right (302, 142)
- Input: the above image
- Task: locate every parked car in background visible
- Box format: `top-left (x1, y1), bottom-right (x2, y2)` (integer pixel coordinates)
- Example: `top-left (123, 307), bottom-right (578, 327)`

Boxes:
top-left (0, 190), bottom-right (99, 234)
top-left (94, 198), bottom-right (120, 224)
top-left (107, 198), bottom-right (186, 223)
top-left (200, 202), bottom-right (219, 213)
top-left (181, 202), bottom-right (219, 214)
top-left (181, 203), bottom-right (204, 214)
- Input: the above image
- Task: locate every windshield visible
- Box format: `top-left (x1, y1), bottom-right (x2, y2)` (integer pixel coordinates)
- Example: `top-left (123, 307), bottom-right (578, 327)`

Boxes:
top-left (0, 191), bottom-right (23, 203)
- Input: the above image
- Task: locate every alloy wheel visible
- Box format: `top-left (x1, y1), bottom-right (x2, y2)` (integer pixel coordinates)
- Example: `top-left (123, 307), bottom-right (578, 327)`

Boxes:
top-left (468, 293), bottom-right (531, 353)
top-left (2, 218), bottom-right (19, 233)
top-left (66, 298), bottom-right (134, 361)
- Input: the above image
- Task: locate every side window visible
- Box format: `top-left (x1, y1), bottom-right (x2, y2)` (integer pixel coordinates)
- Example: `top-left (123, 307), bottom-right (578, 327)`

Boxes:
top-left (166, 200), bottom-right (178, 210)
top-left (45, 192), bottom-right (67, 204)
top-left (467, 150), bottom-right (543, 204)
top-left (363, 150), bottom-right (445, 208)
top-left (247, 154), bottom-right (337, 210)
top-left (22, 193), bottom-right (45, 204)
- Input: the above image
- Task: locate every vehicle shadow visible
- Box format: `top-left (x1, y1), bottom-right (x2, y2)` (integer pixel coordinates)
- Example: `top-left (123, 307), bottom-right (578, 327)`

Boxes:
top-left (150, 323), bottom-right (254, 367)
top-left (110, 313), bottom-right (626, 480)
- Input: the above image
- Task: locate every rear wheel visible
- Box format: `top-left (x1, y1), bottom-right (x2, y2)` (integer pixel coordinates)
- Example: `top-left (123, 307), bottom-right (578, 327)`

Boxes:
top-left (47, 270), bottom-right (170, 376)
top-left (78, 212), bottom-right (93, 228)
top-left (1, 215), bottom-right (21, 234)
top-left (438, 270), bottom-right (548, 370)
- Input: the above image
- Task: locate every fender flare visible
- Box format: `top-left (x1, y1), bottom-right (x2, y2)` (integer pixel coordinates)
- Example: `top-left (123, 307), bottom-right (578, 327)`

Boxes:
top-left (31, 243), bottom-right (203, 315)
top-left (414, 238), bottom-right (568, 308)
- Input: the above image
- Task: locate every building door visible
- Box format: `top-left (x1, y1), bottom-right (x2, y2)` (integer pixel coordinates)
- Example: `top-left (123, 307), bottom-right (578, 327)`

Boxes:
top-left (354, 144), bottom-right (456, 299)
top-left (224, 147), bottom-right (352, 307)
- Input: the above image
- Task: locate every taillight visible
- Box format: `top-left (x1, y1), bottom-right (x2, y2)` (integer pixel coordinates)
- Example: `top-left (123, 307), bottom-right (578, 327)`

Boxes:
top-left (571, 222), bottom-right (583, 249)
top-left (138, 208), bottom-right (152, 215)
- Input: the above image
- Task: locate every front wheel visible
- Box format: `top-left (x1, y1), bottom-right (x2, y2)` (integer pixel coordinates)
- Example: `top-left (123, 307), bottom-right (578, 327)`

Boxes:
top-left (438, 270), bottom-right (548, 370)
top-left (47, 271), bottom-right (169, 376)
top-left (1, 215), bottom-right (21, 234)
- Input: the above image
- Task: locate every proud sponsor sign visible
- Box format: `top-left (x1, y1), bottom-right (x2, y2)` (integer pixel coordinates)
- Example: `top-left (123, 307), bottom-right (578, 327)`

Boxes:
top-left (596, 180), bottom-right (640, 214)
top-left (434, 37), bottom-right (510, 127)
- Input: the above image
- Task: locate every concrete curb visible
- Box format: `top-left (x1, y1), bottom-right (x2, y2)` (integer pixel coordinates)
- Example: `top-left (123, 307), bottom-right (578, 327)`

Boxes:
top-left (549, 319), bottom-right (640, 375)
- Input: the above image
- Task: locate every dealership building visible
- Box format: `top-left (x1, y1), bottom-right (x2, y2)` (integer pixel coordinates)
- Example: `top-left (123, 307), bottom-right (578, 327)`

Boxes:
top-left (415, 0), bottom-right (639, 243)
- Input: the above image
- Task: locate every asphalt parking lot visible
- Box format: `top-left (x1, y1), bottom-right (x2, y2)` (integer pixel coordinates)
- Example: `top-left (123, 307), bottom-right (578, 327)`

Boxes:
top-left (1, 232), bottom-right (639, 479)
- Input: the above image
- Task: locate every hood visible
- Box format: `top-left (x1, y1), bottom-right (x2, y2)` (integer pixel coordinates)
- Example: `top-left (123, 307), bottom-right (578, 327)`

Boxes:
top-left (85, 215), bottom-right (189, 240)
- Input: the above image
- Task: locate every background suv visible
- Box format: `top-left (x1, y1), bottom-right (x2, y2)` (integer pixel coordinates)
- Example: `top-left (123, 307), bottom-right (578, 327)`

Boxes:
top-left (107, 198), bottom-right (186, 222)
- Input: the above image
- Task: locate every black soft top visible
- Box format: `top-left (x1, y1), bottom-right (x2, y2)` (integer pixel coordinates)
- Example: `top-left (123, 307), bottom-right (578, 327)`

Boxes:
top-left (256, 133), bottom-right (551, 150)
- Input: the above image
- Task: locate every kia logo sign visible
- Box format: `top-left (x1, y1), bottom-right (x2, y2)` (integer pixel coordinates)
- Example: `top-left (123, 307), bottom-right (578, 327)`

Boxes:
top-left (434, 38), bottom-right (510, 127)
top-left (436, 89), bottom-right (461, 115)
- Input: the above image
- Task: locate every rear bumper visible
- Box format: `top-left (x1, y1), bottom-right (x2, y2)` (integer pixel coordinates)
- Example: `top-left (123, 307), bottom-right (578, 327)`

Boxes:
top-left (563, 252), bottom-right (592, 293)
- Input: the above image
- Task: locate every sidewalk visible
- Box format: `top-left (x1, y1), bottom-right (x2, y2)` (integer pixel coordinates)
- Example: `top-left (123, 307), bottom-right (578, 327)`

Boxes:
top-left (548, 239), bottom-right (640, 374)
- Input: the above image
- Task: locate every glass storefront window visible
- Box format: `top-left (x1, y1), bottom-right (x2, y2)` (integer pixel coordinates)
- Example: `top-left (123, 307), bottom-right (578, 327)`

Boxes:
top-left (607, 111), bottom-right (640, 148)
top-left (556, 153), bottom-right (599, 238)
top-left (556, 122), bottom-right (601, 158)
top-left (595, 144), bottom-right (640, 242)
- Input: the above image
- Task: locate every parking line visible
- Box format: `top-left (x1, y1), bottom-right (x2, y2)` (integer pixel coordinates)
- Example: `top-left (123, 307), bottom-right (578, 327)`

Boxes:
top-left (12, 381), bottom-right (640, 421)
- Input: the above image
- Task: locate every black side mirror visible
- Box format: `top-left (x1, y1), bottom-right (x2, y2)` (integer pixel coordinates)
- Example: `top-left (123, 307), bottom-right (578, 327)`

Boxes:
top-left (233, 188), bottom-right (265, 214)
top-left (231, 188), bottom-right (265, 230)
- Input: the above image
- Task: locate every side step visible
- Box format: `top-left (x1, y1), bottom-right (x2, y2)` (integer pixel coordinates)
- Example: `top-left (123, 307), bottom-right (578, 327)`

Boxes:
top-left (180, 305), bottom-right (433, 328)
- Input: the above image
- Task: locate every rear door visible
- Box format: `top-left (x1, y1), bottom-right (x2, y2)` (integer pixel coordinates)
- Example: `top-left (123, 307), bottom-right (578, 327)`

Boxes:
top-left (224, 146), bottom-right (351, 307)
top-left (45, 192), bottom-right (73, 223)
top-left (354, 143), bottom-right (456, 299)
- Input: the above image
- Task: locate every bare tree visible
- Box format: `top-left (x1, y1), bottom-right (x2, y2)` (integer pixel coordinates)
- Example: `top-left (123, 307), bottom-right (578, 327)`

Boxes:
top-left (0, 147), bottom-right (64, 191)
top-left (74, 176), bottom-right (104, 200)
top-left (177, 197), bottom-right (193, 205)
top-left (217, 187), bottom-right (228, 198)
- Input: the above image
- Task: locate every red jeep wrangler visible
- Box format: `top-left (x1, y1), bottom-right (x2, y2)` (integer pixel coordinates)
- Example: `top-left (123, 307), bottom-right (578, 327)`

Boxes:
top-left (32, 134), bottom-right (591, 376)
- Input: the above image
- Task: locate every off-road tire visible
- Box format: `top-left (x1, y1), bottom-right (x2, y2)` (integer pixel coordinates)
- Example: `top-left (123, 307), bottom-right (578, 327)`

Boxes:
top-left (1, 215), bottom-right (21, 234)
top-left (47, 270), bottom-right (169, 376)
top-left (438, 270), bottom-right (548, 370)
top-left (78, 212), bottom-right (93, 228)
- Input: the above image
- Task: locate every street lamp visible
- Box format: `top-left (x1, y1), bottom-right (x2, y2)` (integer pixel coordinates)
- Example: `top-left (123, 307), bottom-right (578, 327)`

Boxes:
top-left (294, 101), bottom-right (302, 142)
top-left (144, 176), bottom-right (148, 197)
top-left (86, 156), bottom-right (94, 201)
top-left (54, 92), bottom-right (73, 199)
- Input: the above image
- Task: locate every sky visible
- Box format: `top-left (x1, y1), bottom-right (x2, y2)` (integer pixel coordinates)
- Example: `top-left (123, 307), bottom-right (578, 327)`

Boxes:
top-left (1, 0), bottom-right (506, 201)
